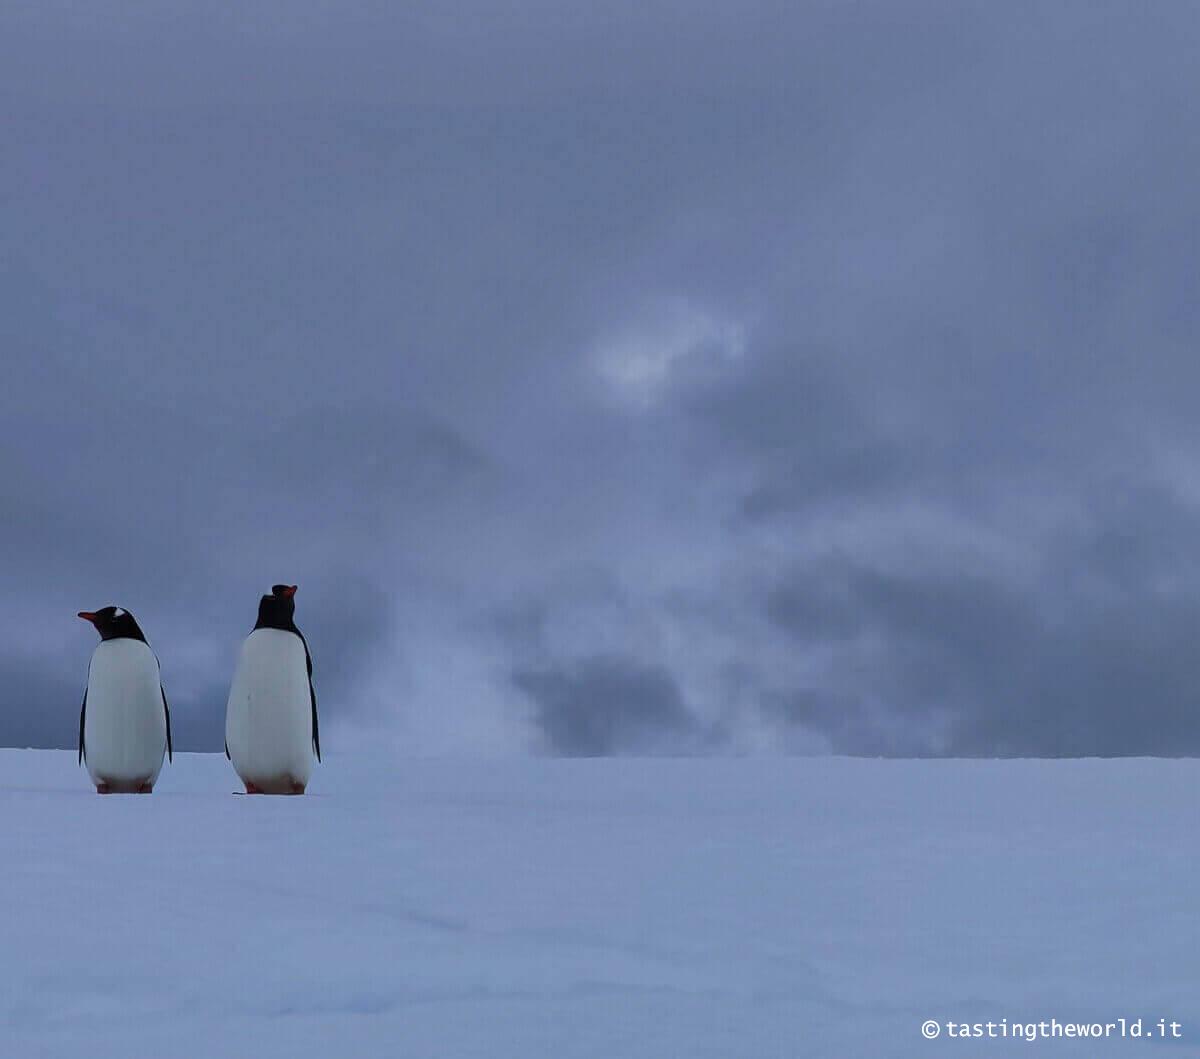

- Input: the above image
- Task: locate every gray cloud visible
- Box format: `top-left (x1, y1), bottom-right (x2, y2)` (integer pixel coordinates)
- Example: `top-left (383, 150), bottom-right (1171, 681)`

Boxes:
top-left (513, 656), bottom-right (705, 756)
top-left (5, 3), bottom-right (1200, 756)
top-left (0, 656), bottom-right (87, 751)
top-left (758, 481), bottom-right (1200, 756)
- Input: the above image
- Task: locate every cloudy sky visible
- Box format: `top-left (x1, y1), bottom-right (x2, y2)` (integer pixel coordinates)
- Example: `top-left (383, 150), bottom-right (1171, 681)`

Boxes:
top-left (5, 2), bottom-right (1200, 757)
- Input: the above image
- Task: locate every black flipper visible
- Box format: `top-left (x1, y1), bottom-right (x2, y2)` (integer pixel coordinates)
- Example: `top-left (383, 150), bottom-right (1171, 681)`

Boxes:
top-left (153, 653), bottom-right (173, 763)
top-left (225, 740), bottom-right (231, 760)
top-left (299, 631), bottom-right (321, 762)
top-left (161, 684), bottom-right (173, 763)
top-left (78, 687), bottom-right (87, 766)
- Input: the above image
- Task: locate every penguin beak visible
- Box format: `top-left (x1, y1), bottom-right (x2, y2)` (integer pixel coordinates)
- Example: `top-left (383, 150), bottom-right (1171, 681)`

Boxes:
top-left (77, 611), bottom-right (98, 623)
top-left (280, 585), bottom-right (298, 598)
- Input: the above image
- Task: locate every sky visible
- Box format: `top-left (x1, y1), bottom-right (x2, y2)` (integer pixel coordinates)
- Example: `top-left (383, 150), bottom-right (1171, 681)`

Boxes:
top-left (5, 1), bottom-right (1200, 757)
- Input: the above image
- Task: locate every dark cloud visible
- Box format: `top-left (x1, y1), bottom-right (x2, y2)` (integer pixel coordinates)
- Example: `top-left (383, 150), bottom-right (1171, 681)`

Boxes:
top-left (0, 656), bottom-right (87, 751)
top-left (512, 656), bottom-right (704, 756)
top-left (759, 481), bottom-right (1200, 756)
top-left (5, 3), bottom-right (1200, 755)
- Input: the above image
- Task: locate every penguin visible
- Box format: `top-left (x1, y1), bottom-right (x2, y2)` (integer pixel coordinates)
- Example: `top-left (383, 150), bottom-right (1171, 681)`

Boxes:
top-left (77, 606), bottom-right (173, 794)
top-left (224, 584), bottom-right (320, 795)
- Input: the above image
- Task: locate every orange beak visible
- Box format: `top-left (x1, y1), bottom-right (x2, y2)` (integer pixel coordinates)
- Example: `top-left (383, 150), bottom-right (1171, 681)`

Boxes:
top-left (77, 611), bottom-right (98, 622)
top-left (279, 585), bottom-right (298, 598)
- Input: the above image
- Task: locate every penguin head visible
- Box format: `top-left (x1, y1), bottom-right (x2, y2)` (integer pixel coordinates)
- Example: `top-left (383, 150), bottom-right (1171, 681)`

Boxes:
top-left (77, 606), bottom-right (147, 643)
top-left (256, 584), bottom-right (299, 629)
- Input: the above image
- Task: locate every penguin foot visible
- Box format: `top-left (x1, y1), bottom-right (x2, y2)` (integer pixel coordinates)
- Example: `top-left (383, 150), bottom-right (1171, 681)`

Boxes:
top-left (137, 782), bottom-right (153, 794)
top-left (240, 777), bottom-right (306, 795)
top-left (96, 783), bottom-right (112, 795)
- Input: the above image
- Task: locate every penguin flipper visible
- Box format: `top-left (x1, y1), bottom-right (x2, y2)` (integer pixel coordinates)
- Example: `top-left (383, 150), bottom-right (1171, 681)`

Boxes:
top-left (310, 683), bottom-right (321, 762)
top-left (152, 653), bottom-right (173, 762)
top-left (307, 648), bottom-right (321, 763)
top-left (296, 630), bottom-right (321, 762)
top-left (161, 684), bottom-right (173, 763)
top-left (224, 740), bottom-right (230, 760)
top-left (78, 687), bottom-right (87, 766)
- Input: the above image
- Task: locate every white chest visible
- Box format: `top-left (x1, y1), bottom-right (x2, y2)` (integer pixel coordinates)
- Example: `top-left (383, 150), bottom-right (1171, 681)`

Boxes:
top-left (83, 638), bottom-right (166, 783)
top-left (225, 629), bottom-right (313, 782)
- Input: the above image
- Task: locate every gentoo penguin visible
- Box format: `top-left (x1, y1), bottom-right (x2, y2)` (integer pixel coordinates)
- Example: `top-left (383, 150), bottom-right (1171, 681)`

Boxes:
top-left (225, 584), bottom-right (320, 794)
top-left (77, 606), bottom-right (173, 794)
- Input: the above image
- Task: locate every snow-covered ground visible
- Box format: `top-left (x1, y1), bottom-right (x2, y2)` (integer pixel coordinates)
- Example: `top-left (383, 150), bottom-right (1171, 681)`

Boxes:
top-left (1, 751), bottom-right (1196, 1057)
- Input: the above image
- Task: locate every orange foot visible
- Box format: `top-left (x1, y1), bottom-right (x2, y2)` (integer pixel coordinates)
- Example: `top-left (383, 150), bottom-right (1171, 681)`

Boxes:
top-left (96, 783), bottom-right (112, 795)
top-left (137, 782), bottom-right (153, 794)
top-left (290, 781), bottom-right (306, 796)
top-left (245, 782), bottom-right (261, 794)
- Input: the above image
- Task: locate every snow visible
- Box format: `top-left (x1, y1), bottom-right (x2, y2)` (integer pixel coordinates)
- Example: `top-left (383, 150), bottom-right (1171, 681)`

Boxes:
top-left (1, 751), bottom-right (1197, 1057)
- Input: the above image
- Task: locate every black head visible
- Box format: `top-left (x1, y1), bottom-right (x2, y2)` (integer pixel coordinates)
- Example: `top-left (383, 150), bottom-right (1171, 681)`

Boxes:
top-left (77, 606), bottom-right (148, 643)
top-left (256, 584), bottom-right (299, 631)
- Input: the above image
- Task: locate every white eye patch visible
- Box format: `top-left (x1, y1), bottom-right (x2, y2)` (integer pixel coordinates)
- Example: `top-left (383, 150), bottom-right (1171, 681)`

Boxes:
top-left (113, 608), bottom-right (126, 619)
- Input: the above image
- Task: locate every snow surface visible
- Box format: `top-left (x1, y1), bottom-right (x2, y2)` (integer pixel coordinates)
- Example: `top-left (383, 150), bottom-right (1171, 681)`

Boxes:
top-left (1, 751), bottom-right (1197, 1057)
